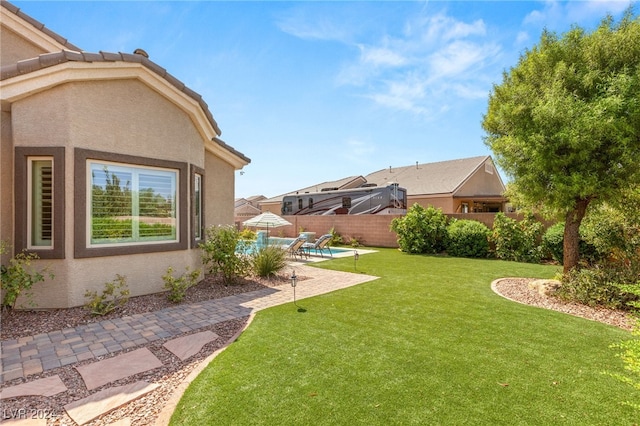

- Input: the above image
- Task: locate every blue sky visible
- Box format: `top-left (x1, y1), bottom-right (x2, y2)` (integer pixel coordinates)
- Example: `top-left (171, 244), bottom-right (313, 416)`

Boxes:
top-left (14, 0), bottom-right (634, 198)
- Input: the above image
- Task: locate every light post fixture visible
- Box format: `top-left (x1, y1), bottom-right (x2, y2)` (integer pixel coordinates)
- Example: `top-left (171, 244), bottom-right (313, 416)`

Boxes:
top-left (354, 250), bottom-right (359, 271)
top-left (291, 269), bottom-right (298, 305)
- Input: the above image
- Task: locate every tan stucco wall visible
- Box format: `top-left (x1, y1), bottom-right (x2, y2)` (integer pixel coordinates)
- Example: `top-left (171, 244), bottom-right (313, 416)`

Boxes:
top-left (7, 78), bottom-right (223, 308)
top-left (408, 195), bottom-right (455, 213)
top-left (1, 110), bottom-right (13, 264)
top-left (455, 162), bottom-right (505, 197)
top-left (11, 80), bottom-right (204, 163)
top-left (0, 25), bottom-right (49, 64)
top-left (205, 150), bottom-right (235, 227)
top-left (16, 250), bottom-right (203, 309)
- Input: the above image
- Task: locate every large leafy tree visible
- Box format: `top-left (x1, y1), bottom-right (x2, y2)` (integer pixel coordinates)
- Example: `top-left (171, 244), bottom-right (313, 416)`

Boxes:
top-left (483, 10), bottom-right (640, 273)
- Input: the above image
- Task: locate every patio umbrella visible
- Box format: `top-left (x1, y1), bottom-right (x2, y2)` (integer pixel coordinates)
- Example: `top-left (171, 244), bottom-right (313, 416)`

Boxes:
top-left (242, 212), bottom-right (292, 241)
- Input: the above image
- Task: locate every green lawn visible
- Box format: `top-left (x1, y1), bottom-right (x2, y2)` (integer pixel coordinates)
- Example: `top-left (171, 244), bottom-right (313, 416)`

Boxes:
top-left (171, 249), bottom-right (638, 425)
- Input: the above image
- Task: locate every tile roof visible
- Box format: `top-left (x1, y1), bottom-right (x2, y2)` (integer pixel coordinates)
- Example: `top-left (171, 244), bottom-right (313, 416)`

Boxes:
top-left (1, 0), bottom-right (81, 51)
top-left (1, 0), bottom-right (251, 165)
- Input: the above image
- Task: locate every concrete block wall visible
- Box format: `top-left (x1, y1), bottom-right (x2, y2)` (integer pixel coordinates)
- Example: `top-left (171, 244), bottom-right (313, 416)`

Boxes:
top-left (237, 213), bottom-right (526, 248)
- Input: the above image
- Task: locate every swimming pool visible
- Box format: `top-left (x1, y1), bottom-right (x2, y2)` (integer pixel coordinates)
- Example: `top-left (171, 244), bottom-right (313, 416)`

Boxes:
top-left (237, 237), bottom-right (356, 257)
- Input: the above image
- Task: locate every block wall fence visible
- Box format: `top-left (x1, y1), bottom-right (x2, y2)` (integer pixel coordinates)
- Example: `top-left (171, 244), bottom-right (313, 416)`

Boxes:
top-left (236, 213), bottom-right (524, 248)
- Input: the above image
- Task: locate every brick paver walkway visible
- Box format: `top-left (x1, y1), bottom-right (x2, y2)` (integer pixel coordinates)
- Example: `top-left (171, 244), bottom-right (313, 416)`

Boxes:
top-left (1, 263), bottom-right (378, 384)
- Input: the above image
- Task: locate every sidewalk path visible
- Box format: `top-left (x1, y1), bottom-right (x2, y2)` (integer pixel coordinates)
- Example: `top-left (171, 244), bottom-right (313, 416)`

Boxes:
top-left (1, 263), bottom-right (379, 384)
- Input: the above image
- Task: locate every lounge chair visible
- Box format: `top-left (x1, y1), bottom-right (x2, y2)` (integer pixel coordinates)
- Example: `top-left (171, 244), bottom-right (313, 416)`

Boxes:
top-left (302, 234), bottom-right (333, 257)
top-left (284, 237), bottom-right (308, 260)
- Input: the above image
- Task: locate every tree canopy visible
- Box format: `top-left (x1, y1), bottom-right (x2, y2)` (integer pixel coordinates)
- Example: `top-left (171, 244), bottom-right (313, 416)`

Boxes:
top-left (482, 9), bottom-right (640, 272)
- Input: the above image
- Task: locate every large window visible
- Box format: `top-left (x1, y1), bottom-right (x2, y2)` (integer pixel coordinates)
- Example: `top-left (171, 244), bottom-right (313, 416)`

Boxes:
top-left (28, 157), bottom-right (53, 248)
top-left (88, 161), bottom-right (178, 246)
top-left (75, 149), bottom-right (188, 258)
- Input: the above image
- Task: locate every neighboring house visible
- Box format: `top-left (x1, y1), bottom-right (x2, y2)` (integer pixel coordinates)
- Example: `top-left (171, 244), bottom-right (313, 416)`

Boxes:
top-left (234, 196), bottom-right (264, 225)
top-left (0, 1), bottom-right (250, 308)
top-left (259, 156), bottom-right (506, 215)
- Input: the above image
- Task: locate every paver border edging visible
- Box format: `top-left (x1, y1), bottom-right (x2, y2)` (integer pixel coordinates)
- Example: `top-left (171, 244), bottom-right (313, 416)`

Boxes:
top-left (154, 313), bottom-right (257, 426)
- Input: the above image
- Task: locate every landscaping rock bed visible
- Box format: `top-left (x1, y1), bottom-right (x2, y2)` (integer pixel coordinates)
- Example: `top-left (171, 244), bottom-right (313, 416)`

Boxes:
top-left (492, 277), bottom-right (636, 331)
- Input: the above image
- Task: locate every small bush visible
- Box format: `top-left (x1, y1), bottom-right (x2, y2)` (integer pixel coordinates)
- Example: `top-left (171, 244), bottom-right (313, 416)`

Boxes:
top-left (163, 266), bottom-right (201, 303)
top-left (556, 264), bottom-right (639, 310)
top-left (446, 220), bottom-right (491, 258)
top-left (84, 274), bottom-right (130, 316)
top-left (1, 241), bottom-right (54, 310)
top-left (328, 227), bottom-right (343, 246)
top-left (542, 222), bottom-right (565, 263)
top-left (542, 222), bottom-right (603, 265)
top-left (490, 213), bottom-right (544, 263)
top-left (239, 228), bottom-right (257, 241)
top-left (200, 225), bottom-right (252, 285)
top-left (253, 245), bottom-right (287, 278)
top-left (390, 204), bottom-right (447, 254)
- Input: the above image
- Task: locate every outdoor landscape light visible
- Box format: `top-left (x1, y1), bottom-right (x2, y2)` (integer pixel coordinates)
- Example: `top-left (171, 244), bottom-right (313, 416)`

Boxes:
top-left (354, 250), bottom-right (359, 271)
top-left (290, 270), bottom-right (305, 312)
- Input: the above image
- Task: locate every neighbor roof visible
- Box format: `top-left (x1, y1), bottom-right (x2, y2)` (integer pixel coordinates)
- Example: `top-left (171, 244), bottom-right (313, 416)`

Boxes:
top-left (262, 175), bottom-right (366, 203)
top-left (261, 156), bottom-right (503, 202)
top-left (365, 156), bottom-right (497, 196)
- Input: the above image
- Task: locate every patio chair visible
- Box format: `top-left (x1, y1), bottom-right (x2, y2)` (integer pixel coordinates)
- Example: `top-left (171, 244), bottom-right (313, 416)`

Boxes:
top-left (302, 234), bottom-right (333, 257)
top-left (284, 237), bottom-right (308, 260)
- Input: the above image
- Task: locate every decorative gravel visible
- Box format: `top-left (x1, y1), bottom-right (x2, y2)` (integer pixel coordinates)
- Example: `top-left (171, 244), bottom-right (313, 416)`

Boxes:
top-left (0, 273), bottom-right (294, 426)
top-left (492, 277), bottom-right (636, 331)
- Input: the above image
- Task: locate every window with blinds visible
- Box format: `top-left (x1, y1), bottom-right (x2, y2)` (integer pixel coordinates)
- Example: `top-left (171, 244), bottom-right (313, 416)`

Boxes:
top-left (194, 173), bottom-right (203, 241)
top-left (29, 158), bottom-right (53, 248)
top-left (89, 161), bottom-right (177, 245)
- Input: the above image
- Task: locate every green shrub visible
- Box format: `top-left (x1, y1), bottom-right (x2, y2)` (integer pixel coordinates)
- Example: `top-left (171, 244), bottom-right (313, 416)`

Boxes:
top-left (490, 212), bottom-right (544, 263)
top-left (542, 222), bottom-right (565, 263)
top-left (84, 274), bottom-right (130, 316)
top-left (253, 245), bottom-right (287, 278)
top-left (608, 280), bottom-right (640, 410)
top-left (163, 266), bottom-right (201, 303)
top-left (556, 264), bottom-right (639, 310)
top-left (542, 221), bottom-right (603, 265)
top-left (328, 227), bottom-right (343, 246)
top-left (239, 228), bottom-right (257, 241)
top-left (200, 225), bottom-right (252, 285)
top-left (1, 241), bottom-right (54, 310)
top-left (390, 204), bottom-right (447, 254)
top-left (445, 219), bottom-right (491, 258)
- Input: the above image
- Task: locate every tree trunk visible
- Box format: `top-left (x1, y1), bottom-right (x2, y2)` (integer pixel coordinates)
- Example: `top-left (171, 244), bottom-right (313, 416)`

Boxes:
top-left (563, 198), bottom-right (591, 274)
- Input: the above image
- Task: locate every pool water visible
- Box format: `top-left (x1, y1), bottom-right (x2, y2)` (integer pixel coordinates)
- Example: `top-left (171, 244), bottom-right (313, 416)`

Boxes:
top-left (237, 237), bottom-right (353, 256)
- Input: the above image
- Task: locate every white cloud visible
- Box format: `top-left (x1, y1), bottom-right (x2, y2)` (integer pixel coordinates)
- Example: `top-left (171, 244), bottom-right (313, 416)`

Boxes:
top-left (523, 0), bottom-right (632, 32)
top-left (279, 6), bottom-right (504, 119)
top-left (358, 44), bottom-right (408, 67)
top-left (515, 31), bottom-right (530, 45)
top-left (429, 40), bottom-right (500, 79)
top-left (275, 7), bottom-right (352, 42)
top-left (343, 138), bottom-right (376, 163)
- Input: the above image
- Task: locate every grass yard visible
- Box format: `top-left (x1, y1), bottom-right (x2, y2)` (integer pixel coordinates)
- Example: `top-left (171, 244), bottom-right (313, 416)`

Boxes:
top-left (171, 249), bottom-right (638, 425)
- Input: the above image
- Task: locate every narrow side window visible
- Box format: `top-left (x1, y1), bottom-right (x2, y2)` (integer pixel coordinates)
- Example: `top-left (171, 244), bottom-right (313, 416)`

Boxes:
top-left (194, 173), bottom-right (203, 241)
top-left (28, 157), bottom-right (53, 248)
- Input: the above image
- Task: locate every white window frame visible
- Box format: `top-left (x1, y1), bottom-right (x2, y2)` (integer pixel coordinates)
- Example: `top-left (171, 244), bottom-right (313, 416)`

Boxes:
top-left (87, 160), bottom-right (179, 247)
top-left (194, 173), bottom-right (203, 241)
top-left (27, 156), bottom-right (54, 250)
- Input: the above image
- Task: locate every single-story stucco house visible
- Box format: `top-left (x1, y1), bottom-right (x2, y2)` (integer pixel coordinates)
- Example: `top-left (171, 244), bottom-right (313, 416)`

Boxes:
top-left (0, 1), bottom-right (250, 308)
